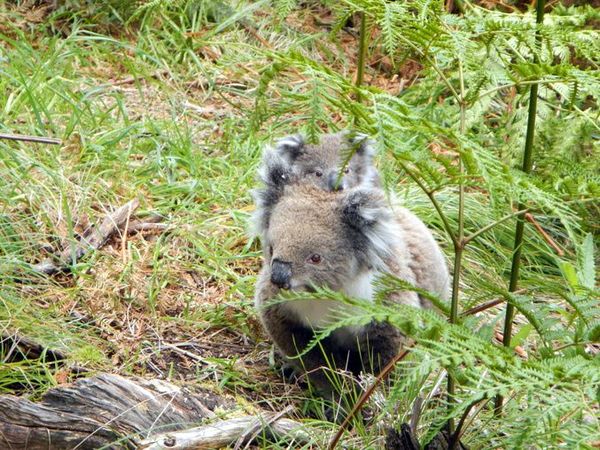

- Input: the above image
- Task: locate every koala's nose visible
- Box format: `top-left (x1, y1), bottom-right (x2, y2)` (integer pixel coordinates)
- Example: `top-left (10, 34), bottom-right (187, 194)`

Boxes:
top-left (327, 171), bottom-right (343, 191)
top-left (271, 259), bottom-right (292, 289)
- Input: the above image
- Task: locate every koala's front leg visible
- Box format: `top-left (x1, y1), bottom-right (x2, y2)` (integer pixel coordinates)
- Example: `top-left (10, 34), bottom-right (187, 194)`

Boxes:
top-left (357, 320), bottom-right (407, 376)
top-left (259, 303), bottom-right (340, 395)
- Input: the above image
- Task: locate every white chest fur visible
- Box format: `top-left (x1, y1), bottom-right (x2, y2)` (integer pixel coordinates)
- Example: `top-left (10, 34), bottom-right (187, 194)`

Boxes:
top-left (286, 272), bottom-right (375, 329)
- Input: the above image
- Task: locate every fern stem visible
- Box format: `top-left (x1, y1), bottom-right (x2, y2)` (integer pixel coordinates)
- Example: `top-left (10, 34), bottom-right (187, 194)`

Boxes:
top-left (463, 208), bottom-right (529, 245)
top-left (328, 344), bottom-right (414, 450)
top-left (355, 12), bottom-right (367, 105)
top-left (448, 59), bottom-right (467, 434)
top-left (496, 0), bottom-right (546, 414)
top-left (398, 163), bottom-right (458, 247)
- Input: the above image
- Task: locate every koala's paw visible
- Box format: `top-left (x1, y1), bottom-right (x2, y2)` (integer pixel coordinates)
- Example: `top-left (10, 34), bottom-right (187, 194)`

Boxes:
top-left (279, 361), bottom-right (306, 384)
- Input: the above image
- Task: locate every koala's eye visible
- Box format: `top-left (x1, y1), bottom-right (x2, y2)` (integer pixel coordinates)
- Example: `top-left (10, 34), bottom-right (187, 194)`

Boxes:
top-left (308, 254), bottom-right (322, 264)
top-left (269, 245), bottom-right (273, 255)
top-left (314, 170), bottom-right (323, 177)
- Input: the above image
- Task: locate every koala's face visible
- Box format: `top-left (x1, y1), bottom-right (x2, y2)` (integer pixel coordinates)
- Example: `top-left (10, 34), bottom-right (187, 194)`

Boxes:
top-left (265, 187), bottom-right (359, 292)
top-left (276, 133), bottom-right (378, 192)
top-left (263, 185), bottom-right (396, 294)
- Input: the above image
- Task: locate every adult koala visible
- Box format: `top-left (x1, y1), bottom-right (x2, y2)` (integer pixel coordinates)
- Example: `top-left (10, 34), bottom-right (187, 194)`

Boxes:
top-left (254, 183), bottom-right (432, 400)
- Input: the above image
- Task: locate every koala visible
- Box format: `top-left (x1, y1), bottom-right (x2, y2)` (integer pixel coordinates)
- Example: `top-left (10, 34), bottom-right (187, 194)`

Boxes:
top-left (255, 183), bottom-right (430, 400)
top-left (252, 132), bottom-right (449, 307)
top-left (260, 131), bottom-right (379, 191)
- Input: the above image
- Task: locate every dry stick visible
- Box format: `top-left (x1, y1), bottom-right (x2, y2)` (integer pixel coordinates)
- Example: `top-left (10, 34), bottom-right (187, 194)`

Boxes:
top-left (328, 344), bottom-right (414, 450)
top-left (496, 0), bottom-right (546, 414)
top-left (235, 405), bottom-right (294, 450)
top-left (108, 69), bottom-right (170, 87)
top-left (524, 213), bottom-right (564, 256)
top-left (459, 288), bottom-right (527, 317)
top-left (0, 133), bottom-right (62, 145)
top-left (128, 222), bottom-right (171, 233)
top-left (33, 199), bottom-right (140, 275)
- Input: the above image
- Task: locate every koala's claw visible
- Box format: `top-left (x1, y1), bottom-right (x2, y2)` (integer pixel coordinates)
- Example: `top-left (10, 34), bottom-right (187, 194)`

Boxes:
top-left (279, 362), bottom-right (304, 384)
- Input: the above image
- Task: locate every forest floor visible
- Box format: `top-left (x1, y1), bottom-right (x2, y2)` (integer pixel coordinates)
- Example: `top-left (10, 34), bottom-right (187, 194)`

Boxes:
top-left (1, 1), bottom-right (598, 449)
top-left (0, 0), bottom-right (401, 432)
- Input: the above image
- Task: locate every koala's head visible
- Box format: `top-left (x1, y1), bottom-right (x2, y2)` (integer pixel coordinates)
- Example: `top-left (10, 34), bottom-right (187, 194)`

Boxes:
top-left (264, 184), bottom-right (399, 293)
top-left (265, 132), bottom-right (379, 193)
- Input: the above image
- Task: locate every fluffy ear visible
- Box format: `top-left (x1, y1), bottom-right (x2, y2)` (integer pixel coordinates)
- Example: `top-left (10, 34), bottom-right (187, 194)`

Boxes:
top-left (341, 188), bottom-right (399, 268)
top-left (251, 137), bottom-right (303, 239)
top-left (250, 184), bottom-right (281, 239)
top-left (345, 132), bottom-right (376, 159)
top-left (257, 145), bottom-right (292, 188)
top-left (273, 134), bottom-right (305, 162)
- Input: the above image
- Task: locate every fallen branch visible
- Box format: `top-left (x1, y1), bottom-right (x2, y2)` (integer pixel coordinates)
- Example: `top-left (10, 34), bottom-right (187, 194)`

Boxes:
top-left (1, 332), bottom-right (66, 363)
top-left (33, 199), bottom-right (140, 275)
top-left (0, 372), bottom-right (314, 450)
top-left (140, 414), bottom-right (311, 450)
top-left (0, 132), bottom-right (62, 145)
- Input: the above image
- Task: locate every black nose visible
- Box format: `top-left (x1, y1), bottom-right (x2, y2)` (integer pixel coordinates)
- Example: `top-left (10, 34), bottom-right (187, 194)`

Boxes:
top-left (327, 171), bottom-right (343, 191)
top-left (271, 259), bottom-right (292, 289)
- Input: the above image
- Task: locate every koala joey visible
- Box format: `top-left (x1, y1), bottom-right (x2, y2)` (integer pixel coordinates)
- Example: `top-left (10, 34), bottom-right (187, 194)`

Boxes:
top-left (254, 183), bottom-right (438, 401)
top-left (259, 131), bottom-right (379, 191)
top-left (252, 131), bottom-right (380, 239)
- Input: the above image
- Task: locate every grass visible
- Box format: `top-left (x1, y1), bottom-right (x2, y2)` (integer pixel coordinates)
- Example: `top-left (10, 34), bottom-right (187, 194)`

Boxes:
top-left (0, 1), bottom-right (598, 449)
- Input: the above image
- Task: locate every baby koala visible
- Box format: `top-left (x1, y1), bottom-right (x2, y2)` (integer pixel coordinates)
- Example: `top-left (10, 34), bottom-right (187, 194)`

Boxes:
top-left (254, 183), bottom-right (420, 399)
top-left (252, 132), bottom-right (379, 239)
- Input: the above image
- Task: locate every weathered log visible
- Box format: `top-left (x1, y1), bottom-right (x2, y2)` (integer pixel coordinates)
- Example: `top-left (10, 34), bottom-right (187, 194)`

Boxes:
top-left (0, 373), bottom-right (312, 449)
top-left (0, 374), bottom-right (218, 449)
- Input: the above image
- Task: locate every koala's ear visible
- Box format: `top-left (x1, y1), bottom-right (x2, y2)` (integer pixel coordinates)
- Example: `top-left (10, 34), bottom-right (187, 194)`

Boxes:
top-left (346, 132), bottom-right (376, 159)
top-left (258, 145), bottom-right (292, 188)
top-left (274, 134), bottom-right (305, 161)
top-left (341, 188), bottom-right (398, 266)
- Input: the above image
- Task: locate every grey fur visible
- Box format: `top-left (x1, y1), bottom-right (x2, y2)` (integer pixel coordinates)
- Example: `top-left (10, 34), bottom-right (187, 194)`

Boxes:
top-left (251, 131), bottom-right (380, 240)
top-left (252, 133), bottom-right (449, 400)
top-left (255, 184), bottom-right (426, 398)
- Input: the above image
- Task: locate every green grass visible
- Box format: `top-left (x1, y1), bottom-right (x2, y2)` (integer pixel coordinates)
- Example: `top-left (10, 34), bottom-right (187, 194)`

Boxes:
top-left (0, 1), bottom-right (598, 449)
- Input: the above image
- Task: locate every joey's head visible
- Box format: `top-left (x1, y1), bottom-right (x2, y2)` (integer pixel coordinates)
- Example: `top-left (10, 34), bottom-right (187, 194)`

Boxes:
top-left (264, 185), bottom-right (399, 293)
top-left (266, 132), bottom-right (379, 193)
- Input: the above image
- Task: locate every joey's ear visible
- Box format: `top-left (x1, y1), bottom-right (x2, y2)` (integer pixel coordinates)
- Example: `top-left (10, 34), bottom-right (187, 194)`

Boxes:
top-left (258, 145), bottom-right (292, 188)
top-left (345, 132), bottom-right (376, 159)
top-left (341, 188), bottom-right (398, 266)
top-left (274, 134), bottom-right (305, 161)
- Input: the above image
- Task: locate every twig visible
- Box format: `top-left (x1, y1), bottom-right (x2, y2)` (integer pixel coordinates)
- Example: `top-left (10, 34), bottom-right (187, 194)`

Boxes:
top-left (32, 199), bottom-right (140, 275)
top-left (235, 406), bottom-right (294, 450)
top-left (161, 342), bottom-right (207, 363)
top-left (128, 222), bottom-right (171, 233)
top-left (524, 213), bottom-right (564, 256)
top-left (108, 69), bottom-right (170, 87)
top-left (459, 289), bottom-right (526, 317)
top-left (328, 344), bottom-right (414, 450)
top-left (0, 133), bottom-right (62, 145)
